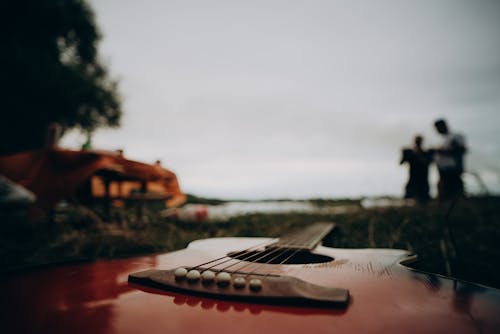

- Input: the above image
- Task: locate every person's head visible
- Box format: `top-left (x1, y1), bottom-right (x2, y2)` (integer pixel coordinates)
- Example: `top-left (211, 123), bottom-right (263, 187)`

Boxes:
top-left (414, 135), bottom-right (423, 148)
top-left (434, 119), bottom-right (449, 135)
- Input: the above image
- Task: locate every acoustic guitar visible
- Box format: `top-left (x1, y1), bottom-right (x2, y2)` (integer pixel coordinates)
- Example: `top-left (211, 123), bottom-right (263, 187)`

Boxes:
top-left (2, 222), bottom-right (500, 333)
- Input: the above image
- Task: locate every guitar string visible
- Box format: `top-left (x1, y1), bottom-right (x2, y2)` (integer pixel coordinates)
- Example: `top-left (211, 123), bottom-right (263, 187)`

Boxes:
top-left (191, 226), bottom-right (313, 273)
top-left (188, 238), bottom-right (279, 271)
top-left (199, 229), bottom-right (310, 275)
top-left (239, 224), bottom-right (333, 277)
top-left (251, 246), bottom-right (306, 281)
top-left (249, 233), bottom-right (313, 276)
top-left (277, 224), bottom-right (335, 270)
top-left (229, 233), bottom-right (318, 277)
top-left (276, 225), bottom-right (336, 275)
top-left (273, 225), bottom-right (334, 268)
top-left (226, 229), bottom-right (314, 277)
top-left (213, 239), bottom-right (300, 273)
top-left (193, 239), bottom-right (279, 271)
top-left (199, 232), bottom-right (306, 273)
top-left (187, 225), bottom-right (329, 278)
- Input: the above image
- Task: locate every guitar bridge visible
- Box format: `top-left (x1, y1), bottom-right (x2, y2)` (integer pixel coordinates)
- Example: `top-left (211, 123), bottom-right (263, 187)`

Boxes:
top-left (128, 268), bottom-right (349, 307)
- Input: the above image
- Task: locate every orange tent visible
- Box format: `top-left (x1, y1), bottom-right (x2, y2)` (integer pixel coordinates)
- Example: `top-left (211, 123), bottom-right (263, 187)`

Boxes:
top-left (0, 148), bottom-right (185, 211)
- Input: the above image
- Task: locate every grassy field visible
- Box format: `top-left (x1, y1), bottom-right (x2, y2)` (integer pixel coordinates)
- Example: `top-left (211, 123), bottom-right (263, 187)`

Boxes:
top-left (1, 196), bottom-right (500, 289)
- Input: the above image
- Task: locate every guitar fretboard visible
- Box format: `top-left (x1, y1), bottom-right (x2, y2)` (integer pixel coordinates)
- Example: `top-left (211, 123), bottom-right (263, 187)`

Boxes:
top-left (270, 222), bottom-right (335, 250)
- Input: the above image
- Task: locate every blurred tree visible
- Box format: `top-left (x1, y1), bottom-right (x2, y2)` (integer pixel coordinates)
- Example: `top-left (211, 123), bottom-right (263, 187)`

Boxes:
top-left (0, 0), bottom-right (122, 154)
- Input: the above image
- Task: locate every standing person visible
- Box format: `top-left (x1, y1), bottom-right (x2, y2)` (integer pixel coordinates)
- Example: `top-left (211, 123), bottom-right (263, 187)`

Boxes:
top-left (433, 119), bottom-right (467, 201)
top-left (400, 135), bottom-right (432, 203)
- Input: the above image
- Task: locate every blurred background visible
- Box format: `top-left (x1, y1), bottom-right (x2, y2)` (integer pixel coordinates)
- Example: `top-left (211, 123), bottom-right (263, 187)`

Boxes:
top-left (59, 0), bottom-right (500, 199)
top-left (1, 0), bottom-right (500, 288)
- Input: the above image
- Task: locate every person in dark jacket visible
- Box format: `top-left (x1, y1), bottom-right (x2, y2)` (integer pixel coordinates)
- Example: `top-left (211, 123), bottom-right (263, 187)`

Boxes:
top-left (400, 135), bottom-right (433, 203)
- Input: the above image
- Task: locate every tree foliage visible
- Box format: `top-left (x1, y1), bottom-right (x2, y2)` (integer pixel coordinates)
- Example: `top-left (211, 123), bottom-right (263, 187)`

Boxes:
top-left (0, 0), bottom-right (122, 154)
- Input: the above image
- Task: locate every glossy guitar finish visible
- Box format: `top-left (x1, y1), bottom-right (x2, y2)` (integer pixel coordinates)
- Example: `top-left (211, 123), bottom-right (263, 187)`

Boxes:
top-left (2, 237), bottom-right (500, 334)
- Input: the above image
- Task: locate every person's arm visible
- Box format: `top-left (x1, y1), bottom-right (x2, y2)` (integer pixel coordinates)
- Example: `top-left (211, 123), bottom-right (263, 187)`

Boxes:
top-left (400, 149), bottom-right (410, 165)
top-left (435, 135), bottom-right (466, 156)
top-left (450, 136), bottom-right (467, 155)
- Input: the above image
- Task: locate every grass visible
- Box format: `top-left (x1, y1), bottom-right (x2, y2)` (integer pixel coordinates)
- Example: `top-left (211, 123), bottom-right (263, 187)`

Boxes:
top-left (1, 196), bottom-right (500, 289)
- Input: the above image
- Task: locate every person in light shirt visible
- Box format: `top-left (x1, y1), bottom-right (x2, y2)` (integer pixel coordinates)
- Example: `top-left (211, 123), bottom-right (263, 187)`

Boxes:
top-left (433, 119), bottom-right (467, 201)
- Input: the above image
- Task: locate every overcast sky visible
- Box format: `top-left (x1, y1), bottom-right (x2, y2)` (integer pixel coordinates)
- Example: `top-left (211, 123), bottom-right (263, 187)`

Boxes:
top-left (62, 0), bottom-right (500, 199)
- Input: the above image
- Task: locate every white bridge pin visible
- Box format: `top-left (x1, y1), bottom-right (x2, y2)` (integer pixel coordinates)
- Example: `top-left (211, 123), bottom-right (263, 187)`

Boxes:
top-left (186, 269), bottom-right (201, 282)
top-left (249, 278), bottom-right (262, 291)
top-left (174, 267), bottom-right (188, 280)
top-left (233, 277), bottom-right (246, 289)
top-left (201, 270), bottom-right (215, 283)
top-left (216, 272), bottom-right (231, 286)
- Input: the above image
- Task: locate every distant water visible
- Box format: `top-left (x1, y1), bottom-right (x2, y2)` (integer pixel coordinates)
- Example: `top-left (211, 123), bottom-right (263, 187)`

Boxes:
top-left (205, 201), bottom-right (356, 220)
top-left (163, 199), bottom-right (411, 221)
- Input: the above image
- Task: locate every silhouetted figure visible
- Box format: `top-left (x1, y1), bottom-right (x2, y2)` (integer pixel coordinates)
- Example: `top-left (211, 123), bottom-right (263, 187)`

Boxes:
top-left (433, 119), bottom-right (467, 201)
top-left (400, 135), bottom-right (432, 203)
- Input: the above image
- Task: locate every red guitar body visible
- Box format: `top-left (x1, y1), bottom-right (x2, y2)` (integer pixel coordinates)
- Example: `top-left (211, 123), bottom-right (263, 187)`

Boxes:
top-left (2, 237), bottom-right (500, 334)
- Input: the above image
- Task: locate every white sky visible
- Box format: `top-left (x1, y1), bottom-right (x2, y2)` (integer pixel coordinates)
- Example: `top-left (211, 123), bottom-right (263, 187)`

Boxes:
top-left (62, 0), bottom-right (500, 199)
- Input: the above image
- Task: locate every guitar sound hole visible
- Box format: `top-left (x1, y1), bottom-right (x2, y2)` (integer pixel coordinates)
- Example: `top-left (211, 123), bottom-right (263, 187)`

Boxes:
top-left (227, 249), bottom-right (333, 265)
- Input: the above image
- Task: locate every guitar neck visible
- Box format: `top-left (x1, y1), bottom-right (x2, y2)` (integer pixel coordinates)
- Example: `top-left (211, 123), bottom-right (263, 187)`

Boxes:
top-left (270, 222), bottom-right (335, 250)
